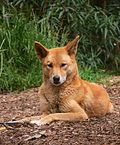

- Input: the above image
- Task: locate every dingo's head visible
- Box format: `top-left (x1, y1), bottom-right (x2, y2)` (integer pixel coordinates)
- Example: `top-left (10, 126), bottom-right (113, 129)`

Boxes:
top-left (35, 36), bottom-right (80, 86)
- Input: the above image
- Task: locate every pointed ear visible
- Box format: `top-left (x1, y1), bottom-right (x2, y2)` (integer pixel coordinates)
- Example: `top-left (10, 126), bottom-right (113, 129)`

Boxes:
top-left (35, 41), bottom-right (49, 60)
top-left (65, 35), bottom-right (80, 56)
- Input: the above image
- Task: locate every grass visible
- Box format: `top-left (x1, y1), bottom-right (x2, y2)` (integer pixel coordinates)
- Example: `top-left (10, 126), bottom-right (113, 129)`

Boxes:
top-left (79, 67), bottom-right (112, 83)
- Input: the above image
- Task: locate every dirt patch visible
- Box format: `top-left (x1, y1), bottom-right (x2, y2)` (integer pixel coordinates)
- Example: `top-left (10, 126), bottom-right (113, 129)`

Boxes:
top-left (0, 77), bottom-right (120, 145)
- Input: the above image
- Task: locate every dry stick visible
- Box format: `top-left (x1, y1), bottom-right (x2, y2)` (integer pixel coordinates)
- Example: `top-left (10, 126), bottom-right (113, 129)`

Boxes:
top-left (0, 120), bottom-right (33, 131)
top-left (0, 123), bottom-right (15, 131)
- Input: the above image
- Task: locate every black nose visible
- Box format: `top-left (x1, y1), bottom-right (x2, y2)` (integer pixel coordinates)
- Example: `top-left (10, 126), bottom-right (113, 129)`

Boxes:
top-left (53, 75), bottom-right (60, 84)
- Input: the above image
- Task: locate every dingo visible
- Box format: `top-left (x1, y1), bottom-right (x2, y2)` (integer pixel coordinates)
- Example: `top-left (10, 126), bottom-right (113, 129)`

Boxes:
top-left (21, 36), bottom-right (113, 125)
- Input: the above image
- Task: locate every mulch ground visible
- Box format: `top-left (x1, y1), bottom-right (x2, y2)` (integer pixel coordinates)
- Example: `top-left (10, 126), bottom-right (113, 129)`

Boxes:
top-left (0, 76), bottom-right (120, 145)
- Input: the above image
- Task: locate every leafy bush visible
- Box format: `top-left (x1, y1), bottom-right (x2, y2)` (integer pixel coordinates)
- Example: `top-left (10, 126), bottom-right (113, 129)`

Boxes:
top-left (40, 0), bottom-right (120, 69)
top-left (1, 0), bottom-right (120, 69)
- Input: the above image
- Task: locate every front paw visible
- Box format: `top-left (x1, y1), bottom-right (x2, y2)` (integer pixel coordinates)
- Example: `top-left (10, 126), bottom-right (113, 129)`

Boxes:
top-left (30, 120), bottom-right (42, 126)
top-left (30, 115), bottom-right (53, 126)
top-left (40, 115), bottom-right (53, 125)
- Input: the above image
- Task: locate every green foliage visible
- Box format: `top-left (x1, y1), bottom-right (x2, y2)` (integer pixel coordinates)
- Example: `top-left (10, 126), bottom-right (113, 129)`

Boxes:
top-left (41, 0), bottom-right (120, 69)
top-left (0, 0), bottom-right (119, 91)
top-left (1, 0), bottom-right (120, 69)
top-left (79, 67), bottom-right (111, 82)
top-left (0, 9), bottom-right (66, 91)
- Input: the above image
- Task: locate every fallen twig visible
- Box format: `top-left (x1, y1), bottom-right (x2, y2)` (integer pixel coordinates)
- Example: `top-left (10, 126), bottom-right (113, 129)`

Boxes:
top-left (24, 131), bottom-right (46, 141)
top-left (0, 120), bottom-right (33, 131)
top-left (18, 131), bottom-right (47, 144)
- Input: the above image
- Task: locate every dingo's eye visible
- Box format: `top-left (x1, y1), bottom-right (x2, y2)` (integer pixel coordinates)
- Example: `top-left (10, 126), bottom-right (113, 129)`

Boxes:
top-left (47, 63), bottom-right (53, 68)
top-left (61, 63), bottom-right (67, 68)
